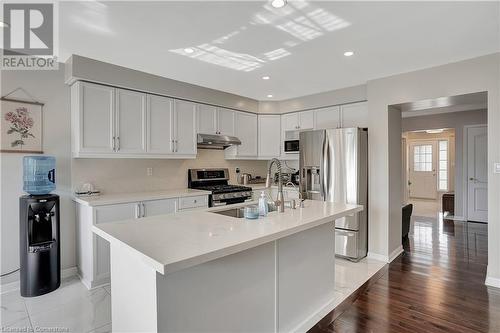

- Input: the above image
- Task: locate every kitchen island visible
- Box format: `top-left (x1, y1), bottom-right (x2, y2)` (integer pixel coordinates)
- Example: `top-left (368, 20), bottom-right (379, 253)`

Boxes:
top-left (93, 200), bottom-right (362, 333)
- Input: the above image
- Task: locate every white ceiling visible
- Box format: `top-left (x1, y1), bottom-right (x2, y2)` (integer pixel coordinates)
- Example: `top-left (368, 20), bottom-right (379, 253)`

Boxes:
top-left (59, 1), bottom-right (500, 101)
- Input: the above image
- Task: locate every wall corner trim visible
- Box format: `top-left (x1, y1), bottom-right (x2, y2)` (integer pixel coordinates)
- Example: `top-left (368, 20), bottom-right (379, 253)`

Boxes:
top-left (485, 274), bottom-right (500, 289)
top-left (367, 252), bottom-right (389, 263)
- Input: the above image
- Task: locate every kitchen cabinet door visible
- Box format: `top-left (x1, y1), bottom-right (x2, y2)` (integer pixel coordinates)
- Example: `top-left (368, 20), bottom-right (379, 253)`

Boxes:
top-left (76, 82), bottom-right (115, 154)
top-left (282, 113), bottom-right (299, 131)
top-left (217, 108), bottom-right (235, 136)
top-left (147, 95), bottom-right (174, 154)
top-left (94, 203), bottom-right (137, 283)
top-left (115, 89), bottom-right (147, 154)
top-left (314, 106), bottom-right (340, 129)
top-left (233, 112), bottom-right (258, 157)
top-left (341, 102), bottom-right (368, 128)
top-left (298, 111), bottom-right (314, 130)
top-left (174, 100), bottom-right (197, 155)
top-left (197, 104), bottom-right (217, 135)
top-left (142, 198), bottom-right (177, 217)
top-left (258, 115), bottom-right (281, 158)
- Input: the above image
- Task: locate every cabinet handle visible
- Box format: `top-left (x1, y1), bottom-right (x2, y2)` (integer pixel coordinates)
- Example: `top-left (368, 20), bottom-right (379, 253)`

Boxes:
top-left (171, 140), bottom-right (174, 153)
top-left (112, 136), bottom-right (116, 151)
top-left (135, 203), bottom-right (140, 219)
top-left (175, 140), bottom-right (178, 152)
top-left (142, 202), bottom-right (146, 217)
top-left (116, 137), bottom-right (120, 151)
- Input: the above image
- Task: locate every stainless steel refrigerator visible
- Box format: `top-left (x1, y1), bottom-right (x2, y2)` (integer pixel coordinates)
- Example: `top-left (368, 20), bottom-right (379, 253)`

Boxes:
top-left (299, 128), bottom-right (368, 261)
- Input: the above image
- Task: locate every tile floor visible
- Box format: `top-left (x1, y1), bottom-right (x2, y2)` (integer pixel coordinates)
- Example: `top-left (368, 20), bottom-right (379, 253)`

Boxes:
top-left (1, 259), bottom-right (385, 333)
top-left (1, 277), bottom-right (111, 333)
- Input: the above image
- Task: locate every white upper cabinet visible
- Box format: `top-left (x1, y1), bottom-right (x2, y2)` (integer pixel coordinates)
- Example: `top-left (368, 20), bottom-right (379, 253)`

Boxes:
top-left (340, 102), bottom-right (368, 128)
top-left (173, 100), bottom-right (197, 156)
top-left (217, 108), bottom-right (235, 136)
top-left (72, 82), bottom-right (115, 154)
top-left (298, 111), bottom-right (314, 130)
top-left (147, 95), bottom-right (174, 154)
top-left (226, 112), bottom-right (257, 158)
top-left (258, 115), bottom-right (281, 158)
top-left (282, 113), bottom-right (299, 131)
top-left (282, 111), bottom-right (314, 131)
top-left (197, 105), bottom-right (234, 136)
top-left (115, 89), bottom-right (147, 154)
top-left (314, 106), bottom-right (340, 129)
top-left (197, 104), bottom-right (218, 135)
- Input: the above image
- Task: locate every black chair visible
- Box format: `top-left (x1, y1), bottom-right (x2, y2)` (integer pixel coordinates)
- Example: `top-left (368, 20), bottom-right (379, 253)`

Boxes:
top-left (402, 204), bottom-right (413, 239)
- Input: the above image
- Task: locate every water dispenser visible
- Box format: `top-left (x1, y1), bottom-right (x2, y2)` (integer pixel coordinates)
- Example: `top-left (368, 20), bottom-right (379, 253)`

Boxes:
top-left (20, 156), bottom-right (60, 297)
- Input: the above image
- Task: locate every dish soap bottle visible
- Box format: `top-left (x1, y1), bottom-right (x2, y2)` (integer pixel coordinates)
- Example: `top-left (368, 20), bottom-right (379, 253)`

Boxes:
top-left (259, 191), bottom-right (268, 217)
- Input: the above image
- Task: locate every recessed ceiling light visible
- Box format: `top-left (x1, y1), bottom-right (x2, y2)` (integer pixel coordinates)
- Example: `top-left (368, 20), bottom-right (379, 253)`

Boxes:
top-left (0, 21), bottom-right (9, 28)
top-left (344, 51), bottom-right (354, 57)
top-left (270, 0), bottom-right (287, 9)
top-left (184, 48), bottom-right (194, 54)
top-left (262, 76), bottom-right (270, 80)
top-left (267, 94), bottom-right (273, 98)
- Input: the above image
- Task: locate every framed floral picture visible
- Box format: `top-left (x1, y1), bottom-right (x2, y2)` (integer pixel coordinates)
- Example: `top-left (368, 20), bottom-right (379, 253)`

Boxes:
top-left (1, 99), bottom-right (43, 153)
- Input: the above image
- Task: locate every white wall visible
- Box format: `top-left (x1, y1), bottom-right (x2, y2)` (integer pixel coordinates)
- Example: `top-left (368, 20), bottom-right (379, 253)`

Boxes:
top-left (1, 65), bottom-right (75, 285)
top-left (367, 53), bottom-right (500, 286)
top-left (402, 110), bottom-right (487, 217)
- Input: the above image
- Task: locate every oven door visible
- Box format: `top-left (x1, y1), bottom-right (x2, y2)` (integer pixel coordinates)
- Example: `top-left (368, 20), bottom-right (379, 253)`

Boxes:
top-left (284, 140), bottom-right (299, 152)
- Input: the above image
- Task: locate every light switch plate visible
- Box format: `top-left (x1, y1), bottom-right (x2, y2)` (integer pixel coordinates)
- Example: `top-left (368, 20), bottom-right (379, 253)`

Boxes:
top-left (494, 163), bottom-right (500, 174)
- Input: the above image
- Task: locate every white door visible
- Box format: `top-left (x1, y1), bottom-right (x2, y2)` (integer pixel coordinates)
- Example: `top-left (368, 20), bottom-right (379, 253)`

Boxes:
top-left (197, 104), bottom-right (217, 134)
top-left (258, 115), bottom-right (281, 158)
top-left (233, 112), bottom-right (257, 157)
top-left (409, 141), bottom-right (437, 199)
top-left (78, 82), bottom-right (115, 153)
top-left (341, 102), bottom-right (368, 128)
top-left (147, 95), bottom-right (174, 154)
top-left (94, 203), bottom-right (137, 282)
top-left (314, 106), bottom-right (340, 129)
top-left (298, 111), bottom-right (314, 130)
top-left (467, 126), bottom-right (488, 222)
top-left (174, 100), bottom-right (197, 155)
top-left (217, 108), bottom-right (235, 136)
top-left (282, 113), bottom-right (299, 131)
top-left (142, 199), bottom-right (177, 217)
top-left (115, 89), bottom-right (147, 154)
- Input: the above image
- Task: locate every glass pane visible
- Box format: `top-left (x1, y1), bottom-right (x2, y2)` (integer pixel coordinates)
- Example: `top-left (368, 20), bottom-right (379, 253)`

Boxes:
top-left (439, 151), bottom-right (447, 160)
top-left (414, 163), bottom-right (420, 172)
top-left (439, 180), bottom-right (447, 190)
top-left (439, 141), bottom-right (447, 150)
top-left (440, 171), bottom-right (447, 179)
top-left (414, 155), bottom-right (420, 163)
top-left (425, 154), bottom-right (432, 163)
top-left (439, 161), bottom-right (447, 170)
top-left (414, 146), bottom-right (420, 154)
top-left (425, 145), bottom-right (432, 154)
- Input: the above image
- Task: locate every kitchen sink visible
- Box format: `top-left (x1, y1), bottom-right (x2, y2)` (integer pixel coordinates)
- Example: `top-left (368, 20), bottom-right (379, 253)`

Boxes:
top-left (212, 207), bottom-right (246, 218)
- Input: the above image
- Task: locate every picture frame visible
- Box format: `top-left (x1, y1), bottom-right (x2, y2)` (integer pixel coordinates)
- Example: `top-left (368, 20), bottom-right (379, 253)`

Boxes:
top-left (0, 98), bottom-right (44, 153)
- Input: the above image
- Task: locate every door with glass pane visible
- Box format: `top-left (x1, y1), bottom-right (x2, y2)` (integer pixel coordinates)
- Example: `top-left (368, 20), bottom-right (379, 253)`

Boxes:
top-left (409, 141), bottom-right (437, 199)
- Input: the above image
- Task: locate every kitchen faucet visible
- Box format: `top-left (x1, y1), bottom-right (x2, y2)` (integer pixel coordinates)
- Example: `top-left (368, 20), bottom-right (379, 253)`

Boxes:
top-left (285, 181), bottom-right (305, 209)
top-left (266, 158), bottom-right (285, 213)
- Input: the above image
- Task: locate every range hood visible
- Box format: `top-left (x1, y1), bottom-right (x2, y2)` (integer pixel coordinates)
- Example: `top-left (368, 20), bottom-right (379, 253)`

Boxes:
top-left (197, 133), bottom-right (241, 150)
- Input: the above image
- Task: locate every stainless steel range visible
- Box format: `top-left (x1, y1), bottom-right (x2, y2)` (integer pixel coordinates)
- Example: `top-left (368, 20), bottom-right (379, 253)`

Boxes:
top-left (188, 168), bottom-right (253, 207)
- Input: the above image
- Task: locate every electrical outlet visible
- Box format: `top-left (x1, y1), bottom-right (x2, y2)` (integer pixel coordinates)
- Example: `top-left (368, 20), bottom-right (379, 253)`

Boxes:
top-left (494, 163), bottom-right (500, 174)
top-left (147, 167), bottom-right (153, 176)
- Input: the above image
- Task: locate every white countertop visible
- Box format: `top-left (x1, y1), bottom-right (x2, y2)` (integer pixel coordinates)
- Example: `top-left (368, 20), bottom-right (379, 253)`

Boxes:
top-left (93, 200), bottom-right (362, 275)
top-left (74, 189), bottom-right (211, 206)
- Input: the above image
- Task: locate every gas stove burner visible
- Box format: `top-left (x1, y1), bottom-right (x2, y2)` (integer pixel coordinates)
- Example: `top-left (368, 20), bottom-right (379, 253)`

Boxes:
top-left (188, 168), bottom-right (254, 207)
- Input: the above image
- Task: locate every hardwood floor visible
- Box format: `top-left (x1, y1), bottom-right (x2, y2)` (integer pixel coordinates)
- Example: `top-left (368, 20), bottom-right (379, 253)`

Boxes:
top-left (312, 215), bottom-right (500, 333)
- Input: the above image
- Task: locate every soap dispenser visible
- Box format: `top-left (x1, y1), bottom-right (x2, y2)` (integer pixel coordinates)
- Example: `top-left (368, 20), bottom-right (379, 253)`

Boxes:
top-left (258, 191), bottom-right (268, 217)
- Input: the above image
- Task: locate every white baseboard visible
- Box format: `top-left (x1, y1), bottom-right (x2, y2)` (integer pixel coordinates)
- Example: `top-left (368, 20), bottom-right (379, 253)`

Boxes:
top-left (389, 245), bottom-right (403, 262)
top-left (367, 246), bottom-right (403, 264)
top-left (367, 252), bottom-right (388, 263)
top-left (485, 275), bottom-right (500, 289)
top-left (0, 266), bottom-right (78, 294)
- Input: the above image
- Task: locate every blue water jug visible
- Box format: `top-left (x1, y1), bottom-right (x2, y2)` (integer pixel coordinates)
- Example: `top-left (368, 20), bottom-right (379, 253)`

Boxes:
top-left (23, 156), bottom-right (56, 195)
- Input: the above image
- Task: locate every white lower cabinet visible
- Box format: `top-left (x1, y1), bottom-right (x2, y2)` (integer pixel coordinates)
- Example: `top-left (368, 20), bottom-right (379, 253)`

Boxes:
top-left (76, 195), bottom-right (207, 289)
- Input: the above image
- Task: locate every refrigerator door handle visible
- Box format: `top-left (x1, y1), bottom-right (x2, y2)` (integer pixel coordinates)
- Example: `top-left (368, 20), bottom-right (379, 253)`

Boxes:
top-left (320, 132), bottom-right (329, 201)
